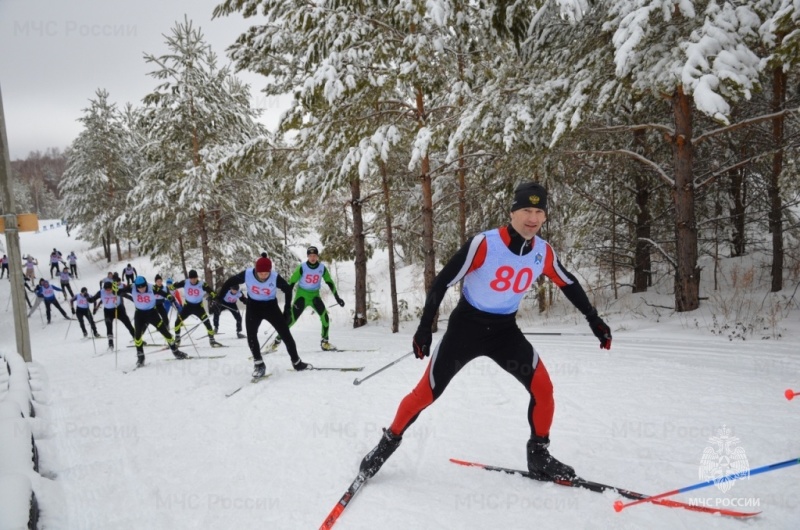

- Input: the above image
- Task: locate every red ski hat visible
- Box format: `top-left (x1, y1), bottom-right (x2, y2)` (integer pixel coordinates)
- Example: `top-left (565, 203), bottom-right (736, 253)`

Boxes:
top-left (255, 257), bottom-right (272, 273)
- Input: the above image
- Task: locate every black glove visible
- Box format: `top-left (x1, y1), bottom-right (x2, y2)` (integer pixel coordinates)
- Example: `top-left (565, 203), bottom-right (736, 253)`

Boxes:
top-left (209, 299), bottom-right (219, 312)
top-left (412, 328), bottom-right (432, 359)
top-left (335, 294), bottom-right (345, 307)
top-left (586, 310), bottom-right (612, 350)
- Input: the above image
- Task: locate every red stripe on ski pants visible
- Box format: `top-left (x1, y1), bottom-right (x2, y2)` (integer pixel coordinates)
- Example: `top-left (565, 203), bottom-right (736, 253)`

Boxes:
top-left (388, 310), bottom-right (555, 438)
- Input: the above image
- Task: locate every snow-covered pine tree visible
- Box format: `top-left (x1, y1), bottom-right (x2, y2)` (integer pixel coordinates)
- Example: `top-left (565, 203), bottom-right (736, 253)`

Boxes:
top-left (216, 0), bottom-right (509, 328)
top-left (136, 17), bottom-right (283, 287)
top-left (493, 1), bottom-right (781, 312)
top-left (60, 89), bottom-right (134, 262)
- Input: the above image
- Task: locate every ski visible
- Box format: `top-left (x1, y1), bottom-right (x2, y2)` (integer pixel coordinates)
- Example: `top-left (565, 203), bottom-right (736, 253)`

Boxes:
top-left (308, 365), bottom-right (364, 372)
top-left (209, 342), bottom-right (229, 348)
top-left (225, 373), bottom-right (272, 398)
top-left (320, 472), bottom-right (369, 529)
top-left (322, 348), bottom-right (379, 353)
top-left (450, 458), bottom-right (760, 518)
top-left (126, 344), bottom-right (168, 348)
top-left (162, 355), bottom-right (227, 361)
top-left (122, 364), bottom-right (146, 374)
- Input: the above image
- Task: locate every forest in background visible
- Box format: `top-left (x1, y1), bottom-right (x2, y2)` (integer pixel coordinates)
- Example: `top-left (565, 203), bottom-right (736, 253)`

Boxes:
top-left (2, 1), bottom-right (800, 333)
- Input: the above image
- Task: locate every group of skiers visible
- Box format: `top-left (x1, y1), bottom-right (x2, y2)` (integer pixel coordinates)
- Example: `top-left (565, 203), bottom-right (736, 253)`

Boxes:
top-left (2, 249), bottom-right (80, 282)
top-left (14, 246), bottom-right (347, 373)
top-left (9, 181), bottom-right (616, 489)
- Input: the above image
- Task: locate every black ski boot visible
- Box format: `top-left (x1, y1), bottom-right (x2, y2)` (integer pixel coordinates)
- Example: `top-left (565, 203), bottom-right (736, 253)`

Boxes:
top-left (136, 354), bottom-right (145, 368)
top-left (527, 436), bottom-right (576, 480)
top-left (253, 361), bottom-right (266, 378)
top-left (236, 332), bottom-right (246, 339)
top-left (171, 347), bottom-right (188, 360)
top-left (292, 359), bottom-right (309, 371)
top-left (359, 428), bottom-right (403, 479)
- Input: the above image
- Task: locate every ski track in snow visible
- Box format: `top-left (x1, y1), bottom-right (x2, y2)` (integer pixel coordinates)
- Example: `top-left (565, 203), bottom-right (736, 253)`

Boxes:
top-left (2, 224), bottom-right (799, 529)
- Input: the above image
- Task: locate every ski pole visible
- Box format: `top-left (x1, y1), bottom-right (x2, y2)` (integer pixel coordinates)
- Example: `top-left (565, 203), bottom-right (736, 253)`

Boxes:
top-left (183, 321), bottom-right (202, 357)
top-left (786, 389), bottom-right (799, 401)
top-left (64, 317), bottom-right (72, 339)
top-left (522, 332), bottom-right (592, 336)
top-left (260, 330), bottom-right (277, 353)
top-left (613, 456), bottom-right (800, 513)
top-left (353, 351), bottom-right (414, 386)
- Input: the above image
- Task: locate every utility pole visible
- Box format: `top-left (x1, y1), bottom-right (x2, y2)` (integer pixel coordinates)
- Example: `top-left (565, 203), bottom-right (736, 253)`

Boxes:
top-left (0, 83), bottom-right (33, 362)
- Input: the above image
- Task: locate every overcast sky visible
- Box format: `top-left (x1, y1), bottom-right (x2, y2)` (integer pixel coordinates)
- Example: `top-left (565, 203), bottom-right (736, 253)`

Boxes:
top-left (0, 0), bottom-right (290, 160)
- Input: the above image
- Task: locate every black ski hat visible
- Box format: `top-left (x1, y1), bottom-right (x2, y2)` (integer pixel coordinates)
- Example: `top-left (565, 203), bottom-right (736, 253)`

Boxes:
top-left (307, 246), bottom-right (319, 256)
top-left (511, 182), bottom-right (548, 213)
top-left (155, 274), bottom-right (162, 281)
top-left (188, 269), bottom-right (199, 279)
top-left (103, 281), bottom-right (113, 289)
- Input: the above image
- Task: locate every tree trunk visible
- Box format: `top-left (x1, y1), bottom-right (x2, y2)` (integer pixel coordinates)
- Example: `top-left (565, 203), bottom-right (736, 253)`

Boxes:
top-left (115, 238), bottom-right (122, 262)
top-left (769, 65), bottom-right (785, 292)
top-left (416, 86), bottom-right (437, 332)
top-left (178, 236), bottom-right (188, 278)
top-left (198, 208), bottom-right (212, 286)
top-left (536, 275), bottom-right (546, 313)
top-left (380, 162), bottom-right (400, 333)
top-left (672, 86), bottom-right (700, 312)
top-left (350, 176), bottom-right (367, 328)
top-left (457, 143), bottom-right (467, 246)
top-left (103, 232), bottom-right (111, 262)
top-left (632, 130), bottom-right (652, 293)
top-left (728, 164), bottom-right (746, 257)
top-left (610, 178), bottom-right (618, 300)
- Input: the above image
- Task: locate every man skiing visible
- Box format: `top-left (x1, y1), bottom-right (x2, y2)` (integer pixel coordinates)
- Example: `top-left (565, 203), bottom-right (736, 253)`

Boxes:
top-left (269, 246), bottom-right (345, 352)
top-left (88, 280), bottom-right (136, 350)
top-left (70, 287), bottom-right (101, 338)
top-left (217, 256), bottom-right (308, 377)
top-left (33, 279), bottom-right (71, 324)
top-left (0, 255), bottom-right (8, 279)
top-left (162, 278), bottom-right (183, 322)
top-left (122, 264), bottom-right (137, 286)
top-left (58, 267), bottom-right (74, 301)
top-left (119, 276), bottom-right (188, 367)
top-left (67, 251), bottom-right (78, 278)
top-left (152, 274), bottom-right (170, 325)
top-left (169, 269), bottom-right (220, 348)
top-left (359, 182), bottom-right (612, 482)
top-left (212, 284), bottom-right (247, 339)
top-left (23, 255), bottom-right (37, 281)
top-left (49, 248), bottom-right (64, 278)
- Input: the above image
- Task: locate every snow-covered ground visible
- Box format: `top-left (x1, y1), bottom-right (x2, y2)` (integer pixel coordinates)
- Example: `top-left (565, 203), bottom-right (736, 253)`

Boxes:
top-left (1, 223), bottom-right (799, 529)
